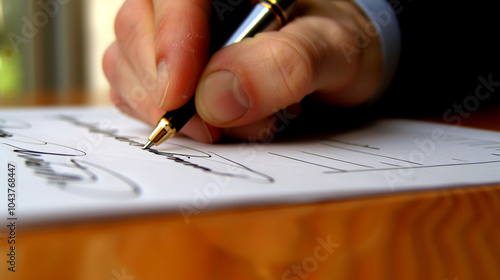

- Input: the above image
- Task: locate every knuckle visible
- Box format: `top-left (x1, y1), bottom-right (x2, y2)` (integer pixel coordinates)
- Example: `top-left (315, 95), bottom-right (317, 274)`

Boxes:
top-left (265, 35), bottom-right (315, 102)
top-left (109, 89), bottom-right (132, 117)
top-left (114, 2), bottom-right (146, 53)
top-left (102, 43), bottom-right (118, 82)
top-left (154, 3), bottom-right (210, 60)
top-left (109, 89), bottom-right (122, 107)
top-left (114, 2), bottom-right (133, 38)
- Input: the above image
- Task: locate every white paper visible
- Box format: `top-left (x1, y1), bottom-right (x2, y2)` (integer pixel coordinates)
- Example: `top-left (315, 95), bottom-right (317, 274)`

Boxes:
top-left (1, 107), bottom-right (500, 226)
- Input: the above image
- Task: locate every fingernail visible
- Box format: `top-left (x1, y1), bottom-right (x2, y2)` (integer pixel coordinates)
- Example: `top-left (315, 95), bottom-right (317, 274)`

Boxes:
top-left (197, 71), bottom-right (250, 124)
top-left (156, 60), bottom-right (170, 108)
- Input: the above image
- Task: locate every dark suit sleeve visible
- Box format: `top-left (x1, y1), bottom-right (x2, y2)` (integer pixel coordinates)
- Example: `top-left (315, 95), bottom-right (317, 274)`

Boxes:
top-left (376, 1), bottom-right (500, 117)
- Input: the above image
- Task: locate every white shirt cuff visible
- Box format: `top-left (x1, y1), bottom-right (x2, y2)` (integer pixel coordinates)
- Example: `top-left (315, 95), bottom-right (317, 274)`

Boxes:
top-left (350, 0), bottom-right (402, 102)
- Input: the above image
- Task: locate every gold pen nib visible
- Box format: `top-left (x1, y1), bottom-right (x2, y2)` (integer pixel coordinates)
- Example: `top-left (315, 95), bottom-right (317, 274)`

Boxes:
top-left (142, 140), bottom-right (154, 150)
top-left (142, 118), bottom-right (177, 150)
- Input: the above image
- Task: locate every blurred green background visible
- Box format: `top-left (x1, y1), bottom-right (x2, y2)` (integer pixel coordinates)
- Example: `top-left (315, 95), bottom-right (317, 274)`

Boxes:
top-left (0, 0), bottom-right (86, 99)
top-left (0, 0), bottom-right (23, 95)
top-left (0, 0), bottom-right (254, 104)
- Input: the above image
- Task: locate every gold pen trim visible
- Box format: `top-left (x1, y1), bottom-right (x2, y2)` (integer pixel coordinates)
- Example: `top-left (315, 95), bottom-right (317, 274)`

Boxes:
top-left (259, 0), bottom-right (288, 27)
top-left (267, 0), bottom-right (288, 23)
top-left (146, 118), bottom-right (177, 148)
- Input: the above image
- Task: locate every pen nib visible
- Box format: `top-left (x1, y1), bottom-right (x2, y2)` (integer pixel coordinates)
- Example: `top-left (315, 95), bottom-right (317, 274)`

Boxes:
top-left (142, 140), bottom-right (154, 150)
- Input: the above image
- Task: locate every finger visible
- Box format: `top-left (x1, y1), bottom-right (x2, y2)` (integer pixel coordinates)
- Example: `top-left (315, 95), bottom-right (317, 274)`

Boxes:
top-left (152, 0), bottom-right (213, 111)
top-left (178, 114), bottom-right (222, 144)
top-left (114, 0), bottom-right (157, 95)
top-left (220, 103), bottom-right (301, 141)
top-left (195, 0), bottom-right (383, 128)
top-left (104, 41), bottom-right (218, 143)
top-left (109, 88), bottom-right (135, 119)
top-left (221, 117), bottom-right (275, 142)
top-left (103, 42), bottom-right (164, 126)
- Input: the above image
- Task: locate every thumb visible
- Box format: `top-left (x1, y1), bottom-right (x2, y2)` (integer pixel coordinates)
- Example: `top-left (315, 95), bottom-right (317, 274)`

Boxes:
top-left (195, 3), bottom-right (383, 128)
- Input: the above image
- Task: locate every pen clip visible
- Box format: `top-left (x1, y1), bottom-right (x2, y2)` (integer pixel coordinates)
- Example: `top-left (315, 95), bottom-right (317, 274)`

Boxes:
top-left (222, 0), bottom-right (296, 47)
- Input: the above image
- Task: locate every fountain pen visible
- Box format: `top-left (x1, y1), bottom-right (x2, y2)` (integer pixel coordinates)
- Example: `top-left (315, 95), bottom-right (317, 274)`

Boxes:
top-left (143, 0), bottom-right (296, 150)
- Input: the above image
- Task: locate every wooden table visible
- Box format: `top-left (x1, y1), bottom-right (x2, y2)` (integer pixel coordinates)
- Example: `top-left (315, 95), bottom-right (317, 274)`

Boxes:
top-left (1, 92), bottom-right (499, 280)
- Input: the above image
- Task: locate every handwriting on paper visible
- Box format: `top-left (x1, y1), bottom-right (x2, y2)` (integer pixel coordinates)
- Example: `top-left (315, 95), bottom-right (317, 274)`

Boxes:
top-left (0, 114), bottom-right (274, 201)
top-left (3, 108), bottom-right (500, 225)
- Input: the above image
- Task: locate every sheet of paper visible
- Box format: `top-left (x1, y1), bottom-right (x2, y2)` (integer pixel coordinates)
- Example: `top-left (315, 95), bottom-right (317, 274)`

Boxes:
top-left (1, 107), bottom-right (500, 226)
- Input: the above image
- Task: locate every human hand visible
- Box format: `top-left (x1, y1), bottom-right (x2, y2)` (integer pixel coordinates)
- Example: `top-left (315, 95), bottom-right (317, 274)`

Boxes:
top-left (103, 0), bottom-right (383, 143)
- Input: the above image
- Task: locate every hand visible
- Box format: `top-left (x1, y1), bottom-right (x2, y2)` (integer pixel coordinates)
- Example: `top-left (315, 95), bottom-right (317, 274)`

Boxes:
top-left (103, 0), bottom-right (383, 143)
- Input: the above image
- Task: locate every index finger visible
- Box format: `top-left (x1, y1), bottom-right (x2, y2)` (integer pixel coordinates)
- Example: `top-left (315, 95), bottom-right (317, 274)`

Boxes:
top-left (152, 0), bottom-right (213, 111)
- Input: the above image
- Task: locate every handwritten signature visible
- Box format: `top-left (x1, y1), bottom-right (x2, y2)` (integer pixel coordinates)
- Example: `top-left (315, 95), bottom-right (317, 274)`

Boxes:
top-left (0, 114), bottom-right (274, 200)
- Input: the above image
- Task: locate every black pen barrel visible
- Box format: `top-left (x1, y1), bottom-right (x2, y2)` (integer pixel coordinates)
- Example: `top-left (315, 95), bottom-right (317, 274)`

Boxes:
top-left (161, 97), bottom-right (197, 131)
